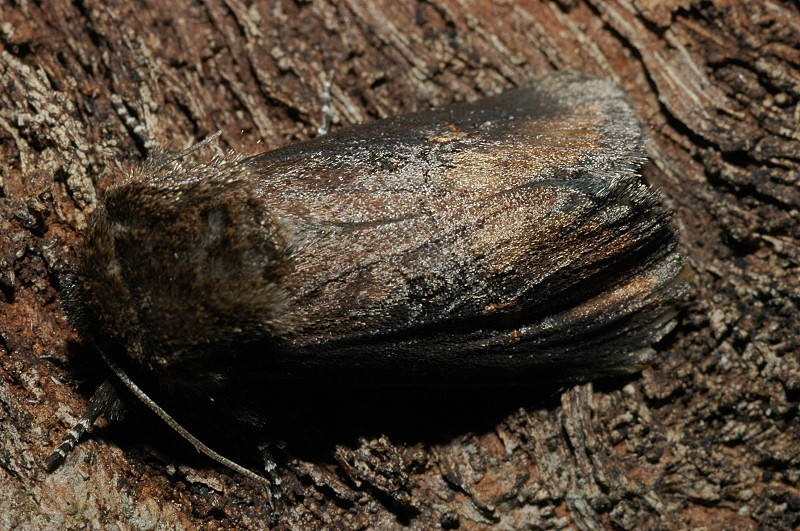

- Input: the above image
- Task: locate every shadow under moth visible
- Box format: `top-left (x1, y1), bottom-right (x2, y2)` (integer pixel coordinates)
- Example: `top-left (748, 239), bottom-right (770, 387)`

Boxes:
top-left (45, 71), bottom-right (688, 487)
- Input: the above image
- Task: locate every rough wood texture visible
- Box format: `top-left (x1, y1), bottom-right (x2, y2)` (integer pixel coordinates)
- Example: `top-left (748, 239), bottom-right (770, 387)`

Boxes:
top-left (1, 0), bottom-right (798, 528)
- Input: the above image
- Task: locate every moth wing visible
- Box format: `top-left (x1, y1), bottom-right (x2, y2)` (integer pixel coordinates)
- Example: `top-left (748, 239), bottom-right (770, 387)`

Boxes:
top-left (248, 72), bottom-right (685, 379)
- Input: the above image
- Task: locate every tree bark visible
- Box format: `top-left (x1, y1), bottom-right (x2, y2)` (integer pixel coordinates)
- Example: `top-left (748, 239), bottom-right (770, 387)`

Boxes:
top-left (0, 0), bottom-right (798, 528)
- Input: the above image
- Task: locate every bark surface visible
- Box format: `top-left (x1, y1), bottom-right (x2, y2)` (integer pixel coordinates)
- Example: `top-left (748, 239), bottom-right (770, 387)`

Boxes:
top-left (0, 0), bottom-right (798, 529)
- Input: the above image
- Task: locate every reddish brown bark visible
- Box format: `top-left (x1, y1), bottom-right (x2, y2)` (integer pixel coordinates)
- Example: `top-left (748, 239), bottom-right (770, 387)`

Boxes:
top-left (0, 0), bottom-right (798, 528)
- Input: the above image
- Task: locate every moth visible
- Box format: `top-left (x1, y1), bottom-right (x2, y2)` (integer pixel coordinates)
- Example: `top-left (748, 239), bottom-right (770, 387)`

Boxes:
top-left (46, 71), bottom-right (687, 484)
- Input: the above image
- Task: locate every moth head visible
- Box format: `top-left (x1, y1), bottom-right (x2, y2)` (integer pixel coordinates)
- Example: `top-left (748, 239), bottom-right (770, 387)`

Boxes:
top-left (64, 157), bottom-right (291, 384)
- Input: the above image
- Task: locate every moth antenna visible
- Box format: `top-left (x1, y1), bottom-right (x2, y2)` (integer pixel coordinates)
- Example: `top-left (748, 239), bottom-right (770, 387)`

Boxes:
top-left (98, 350), bottom-right (274, 491)
top-left (169, 130), bottom-right (223, 163)
top-left (45, 380), bottom-right (124, 471)
top-left (141, 131), bottom-right (224, 175)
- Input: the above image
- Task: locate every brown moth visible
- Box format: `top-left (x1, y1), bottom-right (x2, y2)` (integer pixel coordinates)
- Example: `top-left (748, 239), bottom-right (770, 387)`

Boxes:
top-left (47, 71), bottom-right (687, 484)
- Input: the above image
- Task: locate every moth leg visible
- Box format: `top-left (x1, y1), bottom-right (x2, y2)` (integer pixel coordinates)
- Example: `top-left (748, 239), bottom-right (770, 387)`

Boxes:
top-left (258, 442), bottom-right (284, 507)
top-left (45, 380), bottom-right (124, 471)
top-left (317, 69), bottom-right (335, 136)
